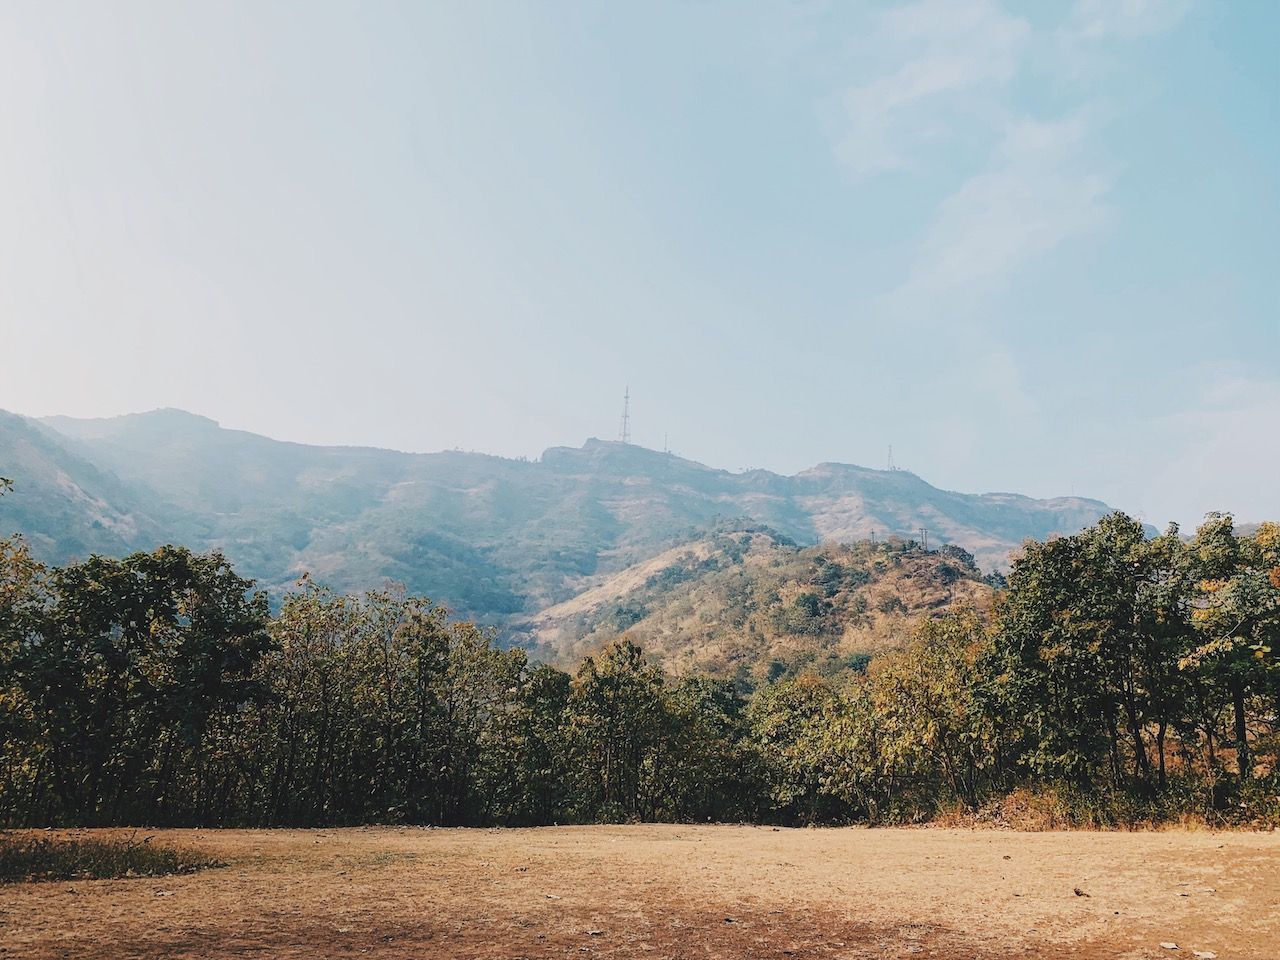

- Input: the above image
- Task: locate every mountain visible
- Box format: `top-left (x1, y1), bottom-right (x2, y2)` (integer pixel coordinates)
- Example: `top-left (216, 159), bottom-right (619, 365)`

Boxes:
top-left (1, 407), bottom-right (1117, 633)
top-left (516, 523), bottom-right (995, 681)
top-left (0, 410), bottom-right (170, 560)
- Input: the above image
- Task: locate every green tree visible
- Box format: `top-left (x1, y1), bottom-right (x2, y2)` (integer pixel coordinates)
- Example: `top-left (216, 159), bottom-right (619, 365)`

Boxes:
top-left (869, 607), bottom-right (1002, 812)
top-left (567, 639), bottom-right (670, 821)
top-left (1181, 516), bottom-right (1280, 780)
top-left (6, 547), bottom-right (269, 824)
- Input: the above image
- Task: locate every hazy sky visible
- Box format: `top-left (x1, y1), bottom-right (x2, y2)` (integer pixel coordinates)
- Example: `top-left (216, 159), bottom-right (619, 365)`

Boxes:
top-left (1, 1), bottom-right (1276, 527)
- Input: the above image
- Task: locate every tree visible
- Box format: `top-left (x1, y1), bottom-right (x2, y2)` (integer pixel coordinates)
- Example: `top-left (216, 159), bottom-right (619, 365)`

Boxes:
top-left (990, 514), bottom-right (1187, 795)
top-left (6, 547), bottom-right (270, 824)
top-left (567, 640), bottom-right (673, 821)
top-left (746, 673), bottom-right (844, 822)
top-left (869, 607), bottom-right (1001, 812)
top-left (1181, 516), bottom-right (1280, 780)
top-left (0, 534), bottom-right (48, 825)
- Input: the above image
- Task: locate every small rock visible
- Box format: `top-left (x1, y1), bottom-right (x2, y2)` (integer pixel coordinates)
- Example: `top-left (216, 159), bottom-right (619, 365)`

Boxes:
top-left (586, 930), bottom-right (603, 936)
top-left (154, 891), bottom-right (175, 898)
top-left (1160, 943), bottom-right (1179, 951)
top-left (1193, 952), bottom-right (1217, 959)
top-left (1073, 887), bottom-right (1089, 897)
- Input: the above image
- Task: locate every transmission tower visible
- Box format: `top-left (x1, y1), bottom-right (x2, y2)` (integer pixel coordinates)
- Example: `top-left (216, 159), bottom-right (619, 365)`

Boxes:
top-left (618, 386), bottom-right (631, 444)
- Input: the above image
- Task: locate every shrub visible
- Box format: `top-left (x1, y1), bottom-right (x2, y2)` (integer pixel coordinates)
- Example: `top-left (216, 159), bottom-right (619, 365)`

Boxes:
top-left (0, 834), bottom-right (220, 883)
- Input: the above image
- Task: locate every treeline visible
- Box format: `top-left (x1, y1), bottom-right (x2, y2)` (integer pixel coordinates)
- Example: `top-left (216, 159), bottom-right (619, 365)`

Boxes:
top-left (0, 511), bottom-right (1277, 828)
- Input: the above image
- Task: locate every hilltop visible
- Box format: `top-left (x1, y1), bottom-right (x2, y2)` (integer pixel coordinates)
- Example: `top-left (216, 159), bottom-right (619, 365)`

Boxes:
top-left (517, 523), bottom-right (995, 681)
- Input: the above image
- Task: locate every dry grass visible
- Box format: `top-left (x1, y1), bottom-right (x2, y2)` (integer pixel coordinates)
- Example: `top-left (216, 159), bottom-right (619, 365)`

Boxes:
top-left (1, 824), bottom-right (1276, 959)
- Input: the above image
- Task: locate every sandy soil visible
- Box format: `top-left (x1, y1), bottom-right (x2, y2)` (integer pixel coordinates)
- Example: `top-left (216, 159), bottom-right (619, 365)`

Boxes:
top-left (1, 825), bottom-right (1277, 959)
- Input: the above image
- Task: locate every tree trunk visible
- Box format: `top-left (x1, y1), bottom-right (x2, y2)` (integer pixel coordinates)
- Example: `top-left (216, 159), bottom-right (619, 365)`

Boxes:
top-left (1232, 681), bottom-right (1250, 780)
top-left (1155, 720), bottom-right (1167, 791)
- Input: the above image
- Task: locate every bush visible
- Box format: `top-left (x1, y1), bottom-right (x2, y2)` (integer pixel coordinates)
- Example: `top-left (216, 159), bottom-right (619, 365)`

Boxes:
top-left (0, 833), bottom-right (220, 883)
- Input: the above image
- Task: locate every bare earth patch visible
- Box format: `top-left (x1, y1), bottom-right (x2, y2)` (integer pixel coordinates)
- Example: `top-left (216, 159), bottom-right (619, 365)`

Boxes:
top-left (0, 825), bottom-right (1276, 959)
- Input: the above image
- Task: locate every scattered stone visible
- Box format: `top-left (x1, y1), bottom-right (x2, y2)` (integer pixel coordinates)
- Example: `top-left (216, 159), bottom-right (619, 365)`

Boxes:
top-left (586, 929), bottom-right (603, 936)
top-left (1160, 943), bottom-right (1179, 950)
top-left (153, 890), bottom-right (174, 898)
top-left (1193, 952), bottom-right (1217, 959)
top-left (1073, 887), bottom-right (1089, 897)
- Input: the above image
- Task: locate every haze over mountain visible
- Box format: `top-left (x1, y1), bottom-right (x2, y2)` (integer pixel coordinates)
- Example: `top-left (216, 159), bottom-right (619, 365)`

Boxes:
top-left (2, 407), bottom-right (1116, 632)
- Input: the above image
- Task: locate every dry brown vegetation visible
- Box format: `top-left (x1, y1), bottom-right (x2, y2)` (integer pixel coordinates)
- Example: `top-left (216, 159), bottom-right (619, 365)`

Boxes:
top-left (2, 824), bottom-right (1276, 960)
top-left (522, 529), bottom-right (992, 680)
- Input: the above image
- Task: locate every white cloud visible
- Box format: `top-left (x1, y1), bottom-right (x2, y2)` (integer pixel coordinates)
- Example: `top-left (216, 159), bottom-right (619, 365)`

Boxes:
top-left (886, 112), bottom-right (1111, 312)
top-left (833, 0), bottom-right (1029, 175)
top-left (1067, 0), bottom-right (1192, 40)
top-left (834, 1), bottom-right (1188, 316)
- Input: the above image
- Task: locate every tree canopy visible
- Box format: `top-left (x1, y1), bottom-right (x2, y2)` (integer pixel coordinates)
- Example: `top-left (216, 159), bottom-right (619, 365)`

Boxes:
top-left (1, 512), bottom-right (1276, 828)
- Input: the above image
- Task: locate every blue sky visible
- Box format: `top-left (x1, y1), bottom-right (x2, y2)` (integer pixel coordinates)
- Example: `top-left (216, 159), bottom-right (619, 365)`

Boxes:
top-left (1, 1), bottom-right (1276, 527)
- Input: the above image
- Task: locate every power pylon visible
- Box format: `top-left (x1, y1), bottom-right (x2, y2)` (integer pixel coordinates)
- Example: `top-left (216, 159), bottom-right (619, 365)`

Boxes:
top-left (618, 387), bottom-right (631, 444)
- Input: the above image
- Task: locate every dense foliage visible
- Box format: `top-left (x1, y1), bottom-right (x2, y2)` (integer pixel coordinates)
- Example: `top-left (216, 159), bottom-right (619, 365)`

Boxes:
top-left (531, 524), bottom-right (996, 684)
top-left (0, 509), bottom-right (1276, 828)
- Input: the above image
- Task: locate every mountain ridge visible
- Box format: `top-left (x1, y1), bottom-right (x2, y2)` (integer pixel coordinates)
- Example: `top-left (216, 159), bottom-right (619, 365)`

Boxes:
top-left (2, 406), bottom-right (1123, 633)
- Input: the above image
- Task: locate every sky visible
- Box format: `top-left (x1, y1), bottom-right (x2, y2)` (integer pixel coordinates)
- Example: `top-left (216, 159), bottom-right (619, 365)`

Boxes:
top-left (1, 1), bottom-right (1276, 528)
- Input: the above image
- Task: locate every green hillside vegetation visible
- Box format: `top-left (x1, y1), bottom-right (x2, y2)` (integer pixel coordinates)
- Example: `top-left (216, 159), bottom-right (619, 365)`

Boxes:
top-left (1, 408), bottom-right (1120, 629)
top-left (0, 412), bottom-right (169, 560)
top-left (522, 523), bottom-right (995, 684)
top-left (2, 500), bottom-right (1277, 829)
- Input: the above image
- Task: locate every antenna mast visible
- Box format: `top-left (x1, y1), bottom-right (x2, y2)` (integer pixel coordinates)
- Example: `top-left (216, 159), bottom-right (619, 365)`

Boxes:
top-left (887, 445), bottom-right (895, 471)
top-left (618, 386), bottom-right (631, 444)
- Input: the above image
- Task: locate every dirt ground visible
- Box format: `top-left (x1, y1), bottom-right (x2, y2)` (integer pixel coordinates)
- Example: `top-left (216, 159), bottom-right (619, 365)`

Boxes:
top-left (1, 825), bottom-right (1277, 960)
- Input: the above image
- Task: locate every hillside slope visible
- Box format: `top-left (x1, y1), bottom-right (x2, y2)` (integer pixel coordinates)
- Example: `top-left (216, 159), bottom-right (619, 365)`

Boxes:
top-left (517, 524), bottom-right (994, 682)
top-left (0, 411), bottom-right (171, 559)
top-left (2, 407), bottom-right (1115, 627)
